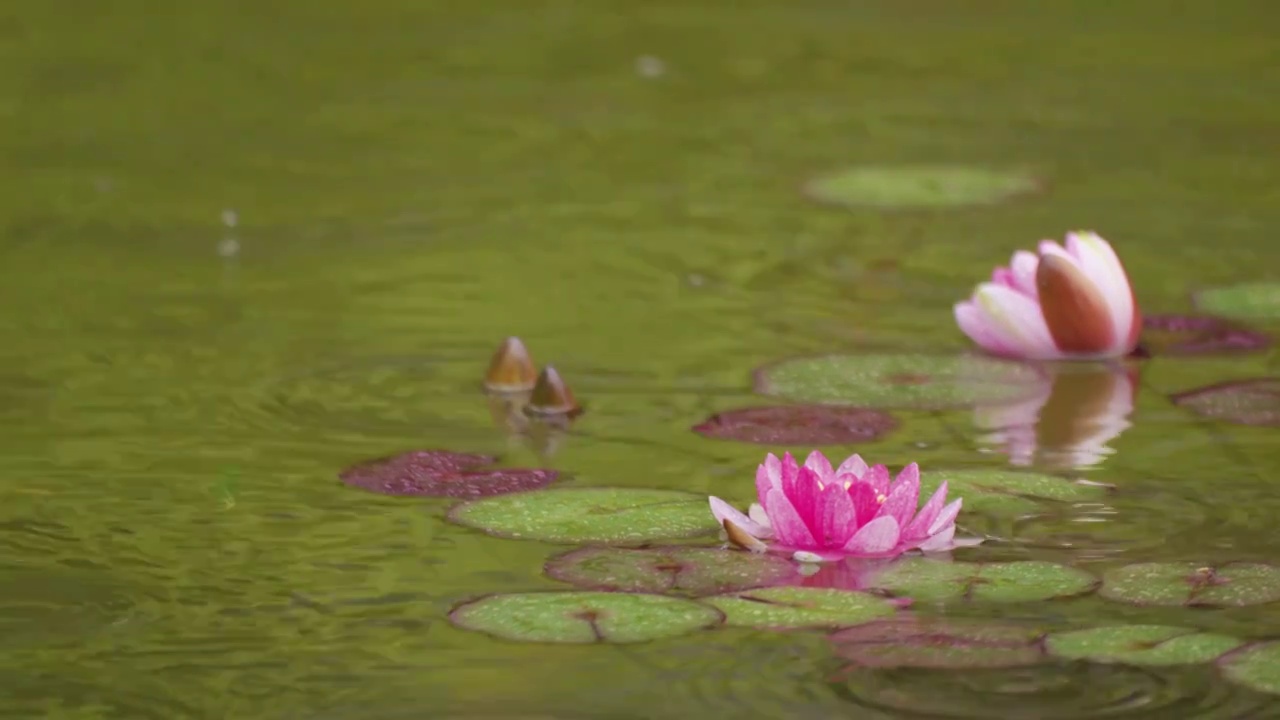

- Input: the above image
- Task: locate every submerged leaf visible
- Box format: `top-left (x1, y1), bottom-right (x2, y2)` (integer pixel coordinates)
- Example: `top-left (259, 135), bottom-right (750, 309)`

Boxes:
top-left (448, 487), bottom-right (718, 545)
top-left (691, 404), bottom-right (898, 445)
top-left (1194, 282), bottom-right (1280, 321)
top-left (755, 353), bottom-right (1045, 409)
top-left (870, 558), bottom-right (1098, 603)
top-left (803, 165), bottom-right (1042, 210)
top-left (705, 587), bottom-right (899, 630)
top-left (448, 591), bottom-right (722, 644)
top-left (830, 616), bottom-right (1047, 669)
top-left (1046, 625), bottom-right (1243, 666)
top-left (544, 547), bottom-right (798, 597)
top-left (1170, 378), bottom-right (1280, 427)
top-left (339, 450), bottom-right (558, 498)
top-left (1099, 562), bottom-right (1280, 607)
top-left (1141, 314), bottom-right (1270, 356)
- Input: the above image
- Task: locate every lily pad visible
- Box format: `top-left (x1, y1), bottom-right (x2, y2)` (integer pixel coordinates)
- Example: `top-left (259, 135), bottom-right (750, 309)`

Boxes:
top-left (921, 468), bottom-right (1110, 516)
top-left (1220, 642), bottom-right (1280, 696)
top-left (1171, 378), bottom-right (1280, 427)
top-left (448, 591), bottom-right (722, 644)
top-left (1141, 314), bottom-right (1270, 355)
top-left (1194, 282), bottom-right (1280, 320)
top-left (447, 487), bottom-right (718, 545)
top-left (1099, 562), bottom-right (1280, 607)
top-left (544, 547), bottom-right (799, 597)
top-left (830, 617), bottom-right (1047, 668)
top-left (704, 587), bottom-right (900, 630)
top-left (870, 558), bottom-right (1099, 603)
top-left (803, 165), bottom-right (1042, 210)
top-left (754, 354), bottom-right (1046, 409)
top-left (690, 404), bottom-right (898, 445)
top-left (339, 450), bottom-right (558, 498)
top-left (1046, 625), bottom-right (1243, 666)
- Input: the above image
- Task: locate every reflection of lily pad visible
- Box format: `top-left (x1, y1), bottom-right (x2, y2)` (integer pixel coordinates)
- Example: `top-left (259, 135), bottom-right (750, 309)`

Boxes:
top-left (1170, 378), bottom-right (1280, 427)
top-left (339, 450), bottom-right (558, 498)
top-left (544, 547), bottom-right (798, 597)
top-left (447, 488), bottom-right (718, 545)
top-left (755, 354), bottom-right (1045, 410)
top-left (1100, 562), bottom-right (1280, 607)
top-left (803, 165), bottom-right (1042, 210)
top-left (448, 591), bottom-right (722, 644)
top-left (690, 405), bottom-right (897, 445)
top-left (921, 469), bottom-right (1110, 516)
top-left (1220, 642), bottom-right (1280, 696)
top-left (1194, 282), bottom-right (1280, 320)
top-left (705, 587), bottom-right (900, 630)
top-left (830, 617), bottom-right (1047, 668)
top-left (870, 558), bottom-right (1098, 603)
top-left (1046, 625), bottom-right (1243, 666)
top-left (1142, 314), bottom-right (1270, 356)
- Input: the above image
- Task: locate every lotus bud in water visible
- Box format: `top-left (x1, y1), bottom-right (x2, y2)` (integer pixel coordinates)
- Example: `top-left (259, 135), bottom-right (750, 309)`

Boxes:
top-left (525, 366), bottom-right (580, 417)
top-left (484, 337), bottom-right (538, 393)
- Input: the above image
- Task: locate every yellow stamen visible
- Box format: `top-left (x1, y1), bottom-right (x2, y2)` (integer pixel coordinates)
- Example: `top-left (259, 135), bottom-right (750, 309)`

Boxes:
top-left (876, 493), bottom-right (887, 504)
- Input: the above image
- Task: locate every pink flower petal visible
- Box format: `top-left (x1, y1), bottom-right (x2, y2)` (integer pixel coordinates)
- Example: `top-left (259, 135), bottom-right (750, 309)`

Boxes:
top-left (1009, 250), bottom-right (1040, 298)
top-left (803, 450), bottom-right (834, 483)
top-left (755, 457), bottom-right (781, 510)
top-left (748, 503), bottom-right (771, 529)
top-left (902, 481), bottom-right (948, 542)
top-left (955, 301), bottom-right (1018, 358)
top-left (971, 282), bottom-right (1061, 360)
top-left (917, 524), bottom-right (956, 552)
top-left (1065, 231), bottom-right (1139, 355)
top-left (764, 486), bottom-right (816, 548)
top-left (709, 496), bottom-right (772, 538)
top-left (862, 465), bottom-right (891, 496)
top-left (780, 452), bottom-right (799, 489)
top-left (835, 453), bottom-right (869, 478)
top-left (846, 480), bottom-right (882, 528)
top-left (841, 515), bottom-right (901, 555)
top-left (928, 498), bottom-right (963, 536)
top-left (876, 463), bottom-right (921, 528)
top-left (786, 466), bottom-right (825, 539)
top-left (818, 480), bottom-right (858, 546)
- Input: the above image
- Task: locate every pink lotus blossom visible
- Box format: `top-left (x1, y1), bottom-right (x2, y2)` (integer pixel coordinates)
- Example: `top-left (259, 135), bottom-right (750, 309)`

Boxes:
top-left (710, 451), bottom-right (977, 562)
top-left (955, 231), bottom-right (1142, 360)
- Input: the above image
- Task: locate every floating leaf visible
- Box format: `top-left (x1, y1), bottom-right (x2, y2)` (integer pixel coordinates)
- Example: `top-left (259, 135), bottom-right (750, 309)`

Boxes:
top-left (1099, 562), bottom-right (1280, 607)
top-left (448, 487), bottom-right (718, 545)
top-left (803, 165), bottom-right (1042, 210)
top-left (690, 404), bottom-right (898, 445)
top-left (705, 586), bottom-right (900, 630)
top-left (1194, 282), bottom-right (1280, 321)
top-left (754, 354), bottom-right (1045, 410)
top-left (1141, 314), bottom-right (1270, 356)
top-left (1046, 625), bottom-right (1243, 666)
top-left (1171, 378), bottom-right (1280, 427)
top-left (830, 617), bottom-right (1047, 669)
top-left (1220, 642), bottom-right (1280, 696)
top-left (544, 547), bottom-right (799, 597)
top-left (448, 591), bottom-right (722, 644)
top-left (870, 558), bottom-right (1098, 603)
top-left (921, 468), bottom-right (1110, 516)
top-left (339, 450), bottom-right (558, 498)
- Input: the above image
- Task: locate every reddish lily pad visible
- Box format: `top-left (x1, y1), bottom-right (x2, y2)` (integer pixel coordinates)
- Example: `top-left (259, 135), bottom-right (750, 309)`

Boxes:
top-left (339, 450), bottom-right (558, 498)
top-left (1046, 625), bottom-right (1244, 666)
top-left (448, 591), bottom-right (722, 644)
top-left (869, 558), bottom-right (1099, 603)
top-left (754, 353), bottom-right (1046, 410)
top-left (1170, 378), bottom-right (1280, 427)
top-left (1194, 282), bottom-right (1280, 321)
top-left (544, 547), bottom-right (799, 597)
top-left (1220, 642), bottom-right (1280, 696)
top-left (830, 617), bottom-right (1047, 669)
top-left (447, 487), bottom-right (718, 545)
top-left (690, 405), bottom-right (897, 445)
top-left (704, 586), bottom-right (900, 630)
top-left (1141, 314), bottom-right (1270, 355)
top-left (1099, 562), bottom-right (1280, 607)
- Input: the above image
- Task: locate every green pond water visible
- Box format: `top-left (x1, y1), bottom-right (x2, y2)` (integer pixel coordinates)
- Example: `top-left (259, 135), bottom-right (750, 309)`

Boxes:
top-left (3, 1), bottom-right (1280, 717)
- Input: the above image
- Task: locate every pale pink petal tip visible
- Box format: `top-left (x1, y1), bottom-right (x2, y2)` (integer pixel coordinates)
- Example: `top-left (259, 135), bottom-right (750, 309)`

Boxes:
top-left (709, 496), bottom-right (770, 538)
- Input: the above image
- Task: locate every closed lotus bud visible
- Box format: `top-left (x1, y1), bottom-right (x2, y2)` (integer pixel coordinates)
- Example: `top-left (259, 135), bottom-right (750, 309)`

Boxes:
top-left (484, 337), bottom-right (537, 393)
top-left (525, 366), bottom-right (581, 417)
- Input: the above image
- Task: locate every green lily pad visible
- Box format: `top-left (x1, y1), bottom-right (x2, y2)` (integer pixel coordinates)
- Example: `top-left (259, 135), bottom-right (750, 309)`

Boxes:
top-left (754, 353), bottom-right (1046, 410)
top-left (1194, 282), bottom-right (1280, 320)
top-left (870, 558), bottom-right (1098, 603)
top-left (803, 165), bottom-right (1042, 210)
top-left (447, 487), bottom-right (718, 545)
top-left (704, 587), bottom-right (900, 630)
top-left (830, 617), bottom-right (1047, 668)
top-left (1099, 562), bottom-right (1280, 607)
top-left (1046, 625), bottom-right (1244, 666)
top-left (448, 591), bottom-right (722, 644)
top-left (544, 547), bottom-right (799, 597)
top-left (1220, 642), bottom-right (1280, 696)
top-left (1171, 378), bottom-right (1280, 428)
top-left (921, 469), bottom-right (1111, 516)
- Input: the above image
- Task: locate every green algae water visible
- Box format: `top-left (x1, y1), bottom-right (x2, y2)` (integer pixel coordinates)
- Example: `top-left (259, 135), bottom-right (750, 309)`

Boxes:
top-left (3, 1), bottom-right (1280, 717)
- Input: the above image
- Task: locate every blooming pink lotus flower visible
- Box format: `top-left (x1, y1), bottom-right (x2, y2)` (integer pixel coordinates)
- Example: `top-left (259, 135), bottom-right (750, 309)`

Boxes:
top-left (955, 231), bottom-right (1142, 360)
top-left (710, 451), bottom-right (976, 562)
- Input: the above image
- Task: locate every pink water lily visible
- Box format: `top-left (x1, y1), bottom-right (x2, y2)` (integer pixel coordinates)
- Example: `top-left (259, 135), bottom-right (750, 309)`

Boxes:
top-left (710, 451), bottom-right (977, 562)
top-left (955, 231), bottom-right (1142, 360)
